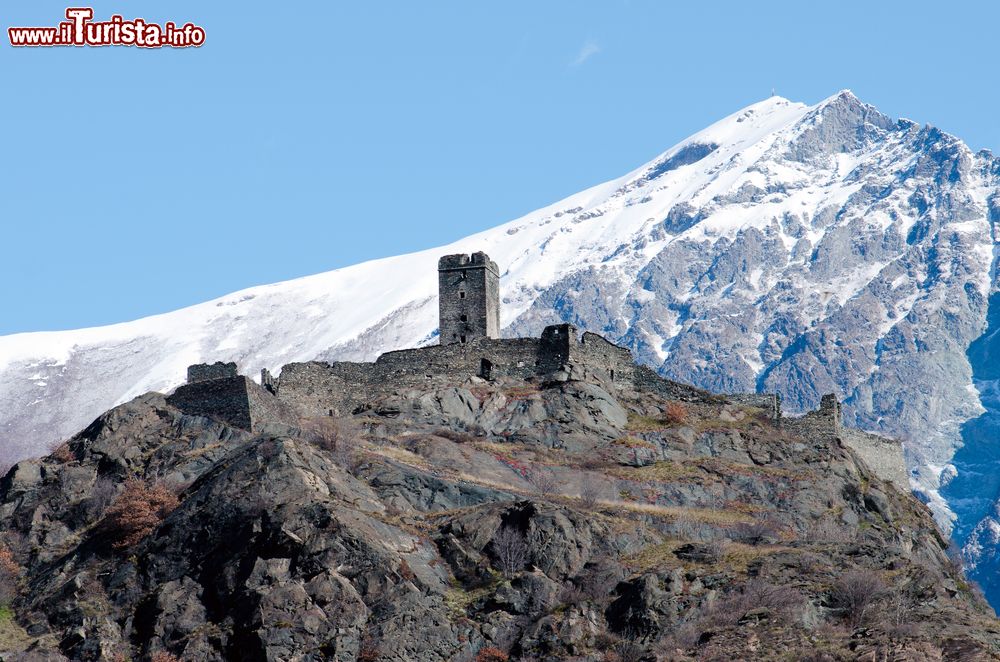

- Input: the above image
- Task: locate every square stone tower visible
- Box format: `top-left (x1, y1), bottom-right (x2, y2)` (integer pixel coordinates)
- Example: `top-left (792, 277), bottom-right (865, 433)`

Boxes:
top-left (438, 252), bottom-right (500, 345)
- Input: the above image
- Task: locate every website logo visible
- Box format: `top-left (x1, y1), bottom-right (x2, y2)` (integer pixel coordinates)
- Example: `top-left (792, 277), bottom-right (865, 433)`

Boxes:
top-left (9, 8), bottom-right (206, 48)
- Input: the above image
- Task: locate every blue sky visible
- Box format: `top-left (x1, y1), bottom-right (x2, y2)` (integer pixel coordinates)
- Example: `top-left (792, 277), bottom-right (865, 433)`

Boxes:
top-left (2, 1), bottom-right (997, 334)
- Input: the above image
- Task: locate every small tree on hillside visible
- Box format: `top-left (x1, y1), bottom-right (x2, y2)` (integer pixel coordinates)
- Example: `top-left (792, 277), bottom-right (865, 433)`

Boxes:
top-left (491, 526), bottom-right (529, 579)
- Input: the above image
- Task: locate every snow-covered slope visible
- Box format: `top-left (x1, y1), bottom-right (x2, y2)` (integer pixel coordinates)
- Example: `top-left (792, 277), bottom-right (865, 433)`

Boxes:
top-left (4, 91), bottom-right (1000, 542)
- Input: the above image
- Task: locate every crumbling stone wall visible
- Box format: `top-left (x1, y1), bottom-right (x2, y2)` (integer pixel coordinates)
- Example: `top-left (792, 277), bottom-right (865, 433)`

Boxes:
top-left (782, 393), bottom-right (908, 492)
top-left (273, 323), bottom-right (716, 418)
top-left (727, 393), bottom-right (782, 421)
top-left (187, 362), bottom-right (238, 383)
top-left (276, 335), bottom-right (551, 418)
top-left (841, 428), bottom-right (910, 492)
top-left (167, 376), bottom-right (297, 431)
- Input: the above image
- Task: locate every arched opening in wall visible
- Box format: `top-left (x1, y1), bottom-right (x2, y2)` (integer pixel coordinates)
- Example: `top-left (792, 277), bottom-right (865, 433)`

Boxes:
top-left (479, 358), bottom-right (493, 381)
top-left (610, 370), bottom-right (615, 382)
top-left (460, 314), bottom-right (468, 322)
top-left (459, 291), bottom-right (466, 299)
top-left (460, 335), bottom-right (467, 344)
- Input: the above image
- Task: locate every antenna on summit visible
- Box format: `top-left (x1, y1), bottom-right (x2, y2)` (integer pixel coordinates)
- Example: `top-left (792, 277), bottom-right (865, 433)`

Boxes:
top-left (771, 87), bottom-right (776, 97)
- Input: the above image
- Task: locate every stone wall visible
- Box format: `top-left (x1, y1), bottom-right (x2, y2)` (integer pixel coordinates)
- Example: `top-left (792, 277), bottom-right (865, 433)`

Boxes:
top-left (727, 393), bottom-right (782, 421)
top-left (841, 428), bottom-right (910, 493)
top-left (276, 335), bottom-right (549, 418)
top-left (274, 323), bottom-right (715, 417)
top-left (187, 362), bottom-right (238, 383)
top-left (782, 393), bottom-right (908, 492)
top-left (167, 376), bottom-right (297, 431)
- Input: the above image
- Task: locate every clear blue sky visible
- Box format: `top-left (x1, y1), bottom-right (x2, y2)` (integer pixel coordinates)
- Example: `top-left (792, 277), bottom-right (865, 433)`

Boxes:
top-left (2, 1), bottom-right (996, 334)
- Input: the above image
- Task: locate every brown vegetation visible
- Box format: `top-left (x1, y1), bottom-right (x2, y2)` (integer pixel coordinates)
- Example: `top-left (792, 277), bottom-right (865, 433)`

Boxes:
top-left (0, 544), bottom-right (19, 606)
top-left (103, 479), bottom-right (180, 549)
top-left (49, 442), bottom-right (73, 464)
top-left (475, 646), bottom-right (509, 662)
top-left (663, 401), bottom-right (689, 425)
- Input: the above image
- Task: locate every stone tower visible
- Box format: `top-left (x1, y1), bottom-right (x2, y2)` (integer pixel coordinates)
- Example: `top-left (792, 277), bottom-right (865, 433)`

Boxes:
top-left (438, 252), bottom-right (500, 345)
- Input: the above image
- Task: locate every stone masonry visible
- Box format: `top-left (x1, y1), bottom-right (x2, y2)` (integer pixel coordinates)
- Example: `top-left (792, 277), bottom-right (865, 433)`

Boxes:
top-left (438, 252), bottom-right (500, 345)
top-left (169, 251), bottom-right (908, 491)
top-left (187, 362), bottom-right (238, 383)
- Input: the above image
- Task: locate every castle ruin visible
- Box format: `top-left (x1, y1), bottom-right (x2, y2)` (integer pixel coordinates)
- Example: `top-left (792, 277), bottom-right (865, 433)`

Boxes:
top-left (169, 251), bottom-right (909, 492)
top-left (438, 252), bottom-right (500, 345)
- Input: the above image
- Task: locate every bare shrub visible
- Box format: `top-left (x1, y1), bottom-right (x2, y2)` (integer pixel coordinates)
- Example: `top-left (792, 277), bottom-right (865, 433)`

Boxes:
top-left (706, 580), bottom-right (805, 626)
top-left (301, 417), bottom-right (363, 470)
top-left (729, 517), bottom-right (781, 545)
top-left (829, 569), bottom-right (887, 628)
top-left (663, 401), bottom-right (689, 425)
top-left (803, 517), bottom-right (856, 543)
top-left (578, 480), bottom-right (603, 509)
top-left (526, 467), bottom-right (559, 498)
top-left (885, 586), bottom-right (915, 628)
top-left (604, 632), bottom-right (644, 662)
top-left (561, 557), bottom-right (623, 606)
top-left (103, 479), bottom-right (180, 549)
top-left (475, 647), bottom-right (509, 662)
top-left (491, 526), bottom-right (529, 578)
top-left (85, 476), bottom-right (119, 520)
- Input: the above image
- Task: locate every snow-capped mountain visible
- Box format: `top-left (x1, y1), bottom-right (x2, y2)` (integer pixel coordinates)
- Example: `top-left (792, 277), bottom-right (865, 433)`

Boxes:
top-left (4, 91), bottom-right (1000, 561)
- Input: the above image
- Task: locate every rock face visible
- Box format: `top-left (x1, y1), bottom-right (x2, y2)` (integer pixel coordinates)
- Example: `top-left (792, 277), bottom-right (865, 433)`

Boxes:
top-left (0, 367), bottom-right (998, 660)
top-left (4, 90), bottom-right (1000, 607)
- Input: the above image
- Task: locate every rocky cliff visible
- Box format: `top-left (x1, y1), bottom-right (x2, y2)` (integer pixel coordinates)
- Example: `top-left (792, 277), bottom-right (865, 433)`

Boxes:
top-left (0, 365), bottom-right (997, 660)
top-left (5, 89), bottom-right (1000, 609)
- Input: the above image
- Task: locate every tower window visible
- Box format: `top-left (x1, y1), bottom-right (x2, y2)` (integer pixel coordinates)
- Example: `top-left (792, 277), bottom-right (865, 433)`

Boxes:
top-left (459, 291), bottom-right (466, 299)
top-left (460, 335), bottom-right (467, 344)
top-left (460, 314), bottom-right (467, 322)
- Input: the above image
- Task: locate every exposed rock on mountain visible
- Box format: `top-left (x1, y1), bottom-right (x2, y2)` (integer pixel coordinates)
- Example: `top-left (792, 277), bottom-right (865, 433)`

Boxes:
top-left (4, 90), bottom-right (1000, 608)
top-left (0, 361), bottom-right (997, 660)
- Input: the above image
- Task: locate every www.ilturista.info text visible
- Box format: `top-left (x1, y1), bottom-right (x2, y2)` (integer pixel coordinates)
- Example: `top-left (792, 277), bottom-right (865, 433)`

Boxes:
top-left (8, 8), bottom-right (205, 48)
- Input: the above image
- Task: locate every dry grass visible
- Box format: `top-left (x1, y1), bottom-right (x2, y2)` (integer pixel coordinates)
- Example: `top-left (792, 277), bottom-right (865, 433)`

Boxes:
top-left (625, 539), bottom-right (794, 574)
top-left (369, 445), bottom-right (432, 470)
top-left (444, 576), bottom-right (503, 618)
top-left (625, 414), bottom-right (672, 432)
top-left (625, 539), bottom-right (685, 572)
top-left (611, 436), bottom-right (658, 450)
top-left (610, 501), bottom-right (756, 525)
top-left (0, 606), bottom-right (29, 654)
top-left (608, 461), bottom-right (702, 482)
top-left (504, 386), bottom-right (541, 400)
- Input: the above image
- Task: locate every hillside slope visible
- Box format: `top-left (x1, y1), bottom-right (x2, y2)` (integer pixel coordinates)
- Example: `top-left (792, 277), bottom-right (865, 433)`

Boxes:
top-left (3, 91), bottom-right (999, 543)
top-left (1, 362), bottom-right (997, 660)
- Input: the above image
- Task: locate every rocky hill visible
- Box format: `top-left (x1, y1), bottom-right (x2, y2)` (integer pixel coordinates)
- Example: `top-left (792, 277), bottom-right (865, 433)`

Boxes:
top-left (1, 359), bottom-right (997, 660)
top-left (4, 90), bottom-right (1000, 569)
